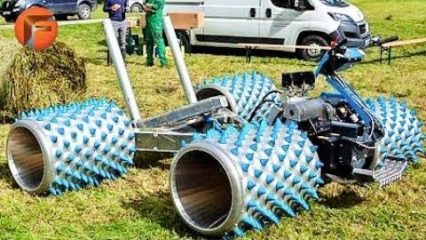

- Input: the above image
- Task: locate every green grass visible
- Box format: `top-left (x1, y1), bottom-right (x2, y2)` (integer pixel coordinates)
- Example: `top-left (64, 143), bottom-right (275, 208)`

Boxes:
top-left (0, 0), bottom-right (426, 239)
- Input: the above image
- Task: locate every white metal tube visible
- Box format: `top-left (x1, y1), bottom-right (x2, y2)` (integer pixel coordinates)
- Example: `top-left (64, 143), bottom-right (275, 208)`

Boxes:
top-left (163, 16), bottom-right (198, 104)
top-left (102, 19), bottom-right (142, 121)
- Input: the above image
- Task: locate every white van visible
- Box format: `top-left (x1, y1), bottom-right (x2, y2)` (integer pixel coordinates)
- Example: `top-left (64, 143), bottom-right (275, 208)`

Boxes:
top-left (165, 0), bottom-right (371, 60)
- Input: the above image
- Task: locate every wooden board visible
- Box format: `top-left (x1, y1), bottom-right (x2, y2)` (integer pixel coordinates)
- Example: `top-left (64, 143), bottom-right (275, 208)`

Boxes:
top-left (382, 38), bottom-right (426, 48)
top-left (168, 12), bottom-right (204, 30)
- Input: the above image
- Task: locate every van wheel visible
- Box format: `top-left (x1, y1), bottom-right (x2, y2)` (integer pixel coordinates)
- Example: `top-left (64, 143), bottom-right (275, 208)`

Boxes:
top-left (130, 3), bottom-right (143, 13)
top-left (176, 31), bottom-right (191, 53)
top-left (298, 35), bottom-right (329, 61)
top-left (77, 3), bottom-right (91, 20)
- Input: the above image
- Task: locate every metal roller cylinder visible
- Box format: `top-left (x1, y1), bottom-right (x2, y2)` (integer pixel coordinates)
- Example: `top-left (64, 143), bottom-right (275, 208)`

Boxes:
top-left (170, 120), bottom-right (324, 237)
top-left (7, 99), bottom-right (136, 195)
top-left (196, 72), bottom-right (283, 122)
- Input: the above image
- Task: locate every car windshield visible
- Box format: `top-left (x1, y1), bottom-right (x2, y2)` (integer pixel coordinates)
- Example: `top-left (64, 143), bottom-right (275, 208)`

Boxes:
top-left (320, 0), bottom-right (349, 7)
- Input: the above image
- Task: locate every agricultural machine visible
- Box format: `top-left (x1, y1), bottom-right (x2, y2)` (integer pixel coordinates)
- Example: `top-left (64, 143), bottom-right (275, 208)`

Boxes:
top-left (6, 17), bottom-right (424, 238)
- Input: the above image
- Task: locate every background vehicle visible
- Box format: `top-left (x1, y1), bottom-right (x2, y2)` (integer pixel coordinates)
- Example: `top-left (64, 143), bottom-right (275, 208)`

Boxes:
top-left (165, 0), bottom-right (371, 61)
top-left (128, 0), bottom-right (143, 13)
top-left (0, 0), bottom-right (98, 22)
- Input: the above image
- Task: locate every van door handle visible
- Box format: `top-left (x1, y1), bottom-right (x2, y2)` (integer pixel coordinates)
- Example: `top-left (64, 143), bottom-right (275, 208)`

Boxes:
top-left (250, 8), bottom-right (256, 18)
top-left (266, 8), bottom-right (272, 18)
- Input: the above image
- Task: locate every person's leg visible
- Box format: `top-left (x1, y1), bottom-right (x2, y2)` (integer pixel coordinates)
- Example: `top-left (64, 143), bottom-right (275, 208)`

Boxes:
top-left (118, 21), bottom-right (127, 60)
top-left (153, 30), bottom-right (168, 66)
top-left (145, 26), bottom-right (154, 66)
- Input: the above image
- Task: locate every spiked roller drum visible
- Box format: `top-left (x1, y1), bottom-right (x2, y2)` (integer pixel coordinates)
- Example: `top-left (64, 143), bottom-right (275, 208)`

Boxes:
top-left (366, 97), bottom-right (425, 164)
top-left (7, 99), bottom-right (136, 195)
top-left (196, 72), bottom-right (283, 122)
top-left (170, 120), bottom-right (324, 237)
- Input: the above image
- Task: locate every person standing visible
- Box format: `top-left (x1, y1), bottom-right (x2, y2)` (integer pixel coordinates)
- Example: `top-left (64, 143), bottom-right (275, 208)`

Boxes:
top-left (104, 0), bottom-right (128, 60)
top-left (144, 0), bottom-right (168, 67)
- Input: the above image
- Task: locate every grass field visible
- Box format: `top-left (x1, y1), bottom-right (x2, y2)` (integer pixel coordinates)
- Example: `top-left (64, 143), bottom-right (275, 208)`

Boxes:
top-left (0, 0), bottom-right (426, 239)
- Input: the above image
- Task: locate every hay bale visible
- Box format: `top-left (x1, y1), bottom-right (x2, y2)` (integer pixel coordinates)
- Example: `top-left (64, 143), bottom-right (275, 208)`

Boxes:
top-left (0, 41), bottom-right (87, 120)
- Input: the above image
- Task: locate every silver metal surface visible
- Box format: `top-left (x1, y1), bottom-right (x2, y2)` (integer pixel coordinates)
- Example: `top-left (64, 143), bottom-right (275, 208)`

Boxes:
top-left (196, 85), bottom-right (239, 115)
top-left (163, 16), bottom-right (198, 104)
top-left (7, 121), bottom-right (54, 194)
top-left (283, 98), bottom-right (328, 122)
top-left (139, 96), bottom-right (228, 128)
top-left (170, 142), bottom-right (244, 236)
top-left (135, 130), bottom-right (194, 153)
top-left (353, 158), bottom-right (407, 187)
top-left (103, 19), bottom-right (142, 121)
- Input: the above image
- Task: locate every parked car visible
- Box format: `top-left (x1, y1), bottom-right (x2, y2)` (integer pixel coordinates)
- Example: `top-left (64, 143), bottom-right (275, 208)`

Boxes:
top-left (165, 0), bottom-right (371, 61)
top-left (0, 0), bottom-right (98, 22)
top-left (128, 0), bottom-right (143, 13)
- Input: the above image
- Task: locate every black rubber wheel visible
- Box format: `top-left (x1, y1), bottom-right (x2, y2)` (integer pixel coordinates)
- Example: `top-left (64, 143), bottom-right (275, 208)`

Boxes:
top-left (130, 3), bottom-right (143, 13)
top-left (4, 15), bottom-right (15, 22)
top-left (77, 3), bottom-right (91, 20)
top-left (176, 31), bottom-right (191, 53)
top-left (298, 35), bottom-right (329, 61)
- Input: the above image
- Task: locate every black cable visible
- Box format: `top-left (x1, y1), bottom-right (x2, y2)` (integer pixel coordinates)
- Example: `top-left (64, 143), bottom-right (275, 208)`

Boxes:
top-left (247, 90), bottom-right (283, 122)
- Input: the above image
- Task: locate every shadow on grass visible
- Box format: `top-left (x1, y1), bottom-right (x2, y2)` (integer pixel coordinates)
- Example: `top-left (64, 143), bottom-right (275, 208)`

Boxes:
top-left (0, 161), bottom-right (14, 185)
top-left (122, 190), bottom-right (198, 239)
top-left (319, 186), bottom-right (366, 209)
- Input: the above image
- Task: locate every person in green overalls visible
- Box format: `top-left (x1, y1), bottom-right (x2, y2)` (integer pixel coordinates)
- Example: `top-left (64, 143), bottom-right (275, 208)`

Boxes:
top-left (143, 0), bottom-right (168, 67)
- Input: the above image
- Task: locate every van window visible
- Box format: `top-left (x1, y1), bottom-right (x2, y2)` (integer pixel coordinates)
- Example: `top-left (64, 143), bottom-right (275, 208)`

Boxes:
top-left (271, 0), bottom-right (294, 9)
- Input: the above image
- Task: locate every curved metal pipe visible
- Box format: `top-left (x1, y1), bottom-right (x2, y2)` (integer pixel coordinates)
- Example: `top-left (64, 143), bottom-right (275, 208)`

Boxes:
top-left (170, 141), bottom-right (244, 236)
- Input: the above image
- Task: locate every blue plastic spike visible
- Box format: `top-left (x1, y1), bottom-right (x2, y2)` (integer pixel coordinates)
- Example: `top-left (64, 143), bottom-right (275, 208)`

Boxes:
top-left (50, 117), bottom-right (58, 123)
top-left (292, 176), bottom-right (301, 186)
top-left (282, 144), bottom-right (289, 152)
top-left (112, 116), bottom-right (119, 123)
top-left (264, 148), bottom-right (273, 156)
top-left (50, 135), bottom-right (58, 143)
top-left (83, 116), bottom-right (90, 123)
top-left (310, 145), bottom-right (318, 153)
top-left (266, 175), bottom-right (274, 185)
top-left (294, 150), bottom-right (302, 158)
top-left (308, 172), bottom-right (317, 180)
top-left (63, 140), bottom-right (70, 148)
top-left (240, 163), bottom-right (250, 172)
top-left (55, 150), bottom-right (63, 158)
top-left (299, 165), bottom-right (308, 174)
top-left (250, 144), bottom-right (258, 151)
top-left (272, 164), bottom-right (281, 173)
top-left (315, 178), bottom-right (325, 186)
top-left (246, 153), bottom-right (254, 161)
top-left (242, 215), bottom-right (263, 231)
top-left (316, 161), bottom-right (324, 169)
top-left (278, 154), bottom-right (286, 162)
top-left (75, 145), bottom-right (82, 154)
top-left (231, 147), bottom-right (239, 156)
top-left (254, 169), bottom-right (263, 178)
top-left (284, 170), bottom-right (292, 179)
top-left (77, 123), bottom-right (84, 131)
top-left (260, 159), bottom-right (268, 167)
top-left (103, 146), bottom-right (111, 154)
top-left (290, 195), bottom-right (309, 210)
top-left (44, 124), bottom-right (51, 130)
top-left (257, 187), bottom-right (267, 197)
top-left (290, 159), bottom-right (298, 168)
top-left (118, 128), bottom-right (125, 136)
top-left (57, 128), bottom-right (65, 135)
top-left (275, 181), bottom-right (285, 191)
top-left (89, 128), bottom-right (96, 136)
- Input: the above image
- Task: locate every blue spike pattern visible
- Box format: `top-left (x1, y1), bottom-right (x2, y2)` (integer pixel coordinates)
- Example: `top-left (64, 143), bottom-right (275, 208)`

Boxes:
top-left (189, 119), bottom-right (323, 236)
top-left (17, 98), bottom-right (135, 195)
top-left (365, 97), bottom-right (425, 165)
top-left (196, 71), bottom-right (283, 121)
